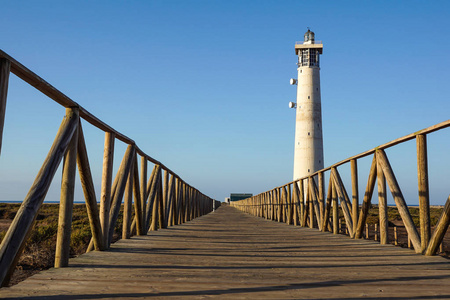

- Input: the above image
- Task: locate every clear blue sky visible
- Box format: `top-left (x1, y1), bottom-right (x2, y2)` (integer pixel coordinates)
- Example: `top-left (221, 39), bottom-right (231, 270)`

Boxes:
top-left (0, 1), bottom-right (449, 205)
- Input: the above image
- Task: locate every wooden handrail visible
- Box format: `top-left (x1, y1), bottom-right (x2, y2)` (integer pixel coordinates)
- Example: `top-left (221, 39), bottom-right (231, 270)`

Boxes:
top-left (231, 119), bottom-right (449, 257)
top-left (0, 50), bottom-right (220, 287)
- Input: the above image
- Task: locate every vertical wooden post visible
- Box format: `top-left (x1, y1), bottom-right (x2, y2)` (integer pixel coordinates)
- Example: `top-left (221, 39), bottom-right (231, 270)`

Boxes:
top-left (331, 168), bottom-right (354, 237)
top-left (122, 161), bottom-right (133, 239)
top-left (299, 180), bottom-right (304, 226)
top-left (132, 155), bottom-right (143, 235)
top-left (355, 155), bottom-right (377, 239)
top-left (140, 156), bottom-right (148, 227)
top-left (100, 132), bottom-right (115, 247)
top-left (76, 123), bottom-right (104, 250)
top-left (365, 223), bottom-right (369, 239)
top-left (332, 182), bottom-right (338, 234)
top-left (321, 176), bottom-right (333, 232)
top-left (308, 179), bottom-right (314, 228)
top-left (318, 172), bottom-right (325, 223)
top-left (0, 109), bottom-right (79, 287)
top-left (377, 149), bottom-right (421, 253)
top-left (377, 157), bottom-right (388, 245)
top-left (417, 134), bottom-right (430, 253)
top-left (350, 159), bottom-right (359, 236)
top-left (107, 145), bottom-right (135, 247)
top-left (162, 170), bottom-right (169, 228)
top-left (394, 227), bottom-right (398, 245)
top-left (54, 108), bottom-right (79, 268)
top-left (0, 58), bottom-right (10, 156)
top-left (374, 223), bottom-right (378, 241)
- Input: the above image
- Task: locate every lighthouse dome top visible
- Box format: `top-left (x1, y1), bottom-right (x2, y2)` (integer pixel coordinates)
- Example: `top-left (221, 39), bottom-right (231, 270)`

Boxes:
top-left (304, 29), bottom-right (315, 43)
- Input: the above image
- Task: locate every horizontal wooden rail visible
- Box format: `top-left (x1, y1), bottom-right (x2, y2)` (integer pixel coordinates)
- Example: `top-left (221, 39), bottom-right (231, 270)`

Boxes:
top-left (231, 119), bottom-right (450, 257)
top-left (0, 50), bottom-right (221, 287)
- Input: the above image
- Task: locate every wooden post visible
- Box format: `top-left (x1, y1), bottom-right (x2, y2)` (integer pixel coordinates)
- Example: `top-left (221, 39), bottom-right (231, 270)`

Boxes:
top-left (145, 165), bottom-right (161, 231)
top-left (374, 223), bottom-right (378, 241)
top-left (0, 58), bottom-right (10, 156)
top-left (286, 185), bottom-right (292, 225)
top-left (350, 159), bottom-right (359, 236)
top-left (162, 170), bottom-right (169, 228)
top-left (365, 223), bottom-right (369, 239)
top-left (76, 122), bottom-right (104, 250)
top-left (394, 227), bottom-right (398, 245)
top-left (355, 155), bottom-right (377, 239)
top-left (308, 179), bottom-right (314, 229)
top-left (318, 172), bottom-right (325, 224)
top-left (332, 182), bottom-right (338, 234)
top-left (417, 134), bottom-right (430, 252)
top-left (376, 149), bottom-right (421, 253)
top-left (321, 176), bottom-right (333, 232)
top-left (292, 182), bottom-right (300, 226)
top-left (299, 180), bottom-right (305, 226)
top-left (122, 162), bottom-right (133, 239)
top-left (100, 131), bottom-right (115, 248)
top-left (331, 168), bottom-right (354, 237)
top-left (0, 108), bottom-right (78, 287)
top-left (55, 109), bottom-right (79, 268)
top-left (107, 145), bottom-right (135, 247)
top-left (132, 154), bottom-right (143, 235)
top-left (425, 195), bottom-right (450, 256)
top-left (140, 156), bottom-right (148, 227)
top-left (377, 157), bottom-right (388, 244)
top-left (310, 177), bottom-right (323, 229)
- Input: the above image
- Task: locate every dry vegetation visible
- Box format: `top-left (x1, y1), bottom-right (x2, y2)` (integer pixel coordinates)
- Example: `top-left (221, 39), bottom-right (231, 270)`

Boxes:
top-left (0, 203), bottom-right (125, 286)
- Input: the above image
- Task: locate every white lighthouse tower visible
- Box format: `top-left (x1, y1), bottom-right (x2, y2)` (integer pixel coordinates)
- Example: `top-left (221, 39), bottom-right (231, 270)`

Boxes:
top-left (291, 29), bottom-right (324, 181)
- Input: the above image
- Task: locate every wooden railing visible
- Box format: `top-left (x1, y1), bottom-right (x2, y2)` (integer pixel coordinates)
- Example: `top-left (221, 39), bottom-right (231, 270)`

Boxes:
top-left (231, 120), bottom-right (450, 256)
top-left (0, 50), bottom-right (219, 287)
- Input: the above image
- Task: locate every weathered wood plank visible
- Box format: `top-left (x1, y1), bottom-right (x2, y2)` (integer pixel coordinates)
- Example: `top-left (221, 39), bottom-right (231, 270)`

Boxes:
top-left (3, 206), bottom-right (449, 299)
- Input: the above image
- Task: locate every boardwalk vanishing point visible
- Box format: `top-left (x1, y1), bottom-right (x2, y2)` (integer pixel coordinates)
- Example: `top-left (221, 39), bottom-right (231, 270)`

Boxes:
top-left (1, 205), bottom-right (449, 299)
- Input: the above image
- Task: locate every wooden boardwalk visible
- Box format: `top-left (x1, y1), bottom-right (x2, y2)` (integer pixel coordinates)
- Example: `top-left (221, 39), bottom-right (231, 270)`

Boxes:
top-left (1, 205), bottom-right (449, 299)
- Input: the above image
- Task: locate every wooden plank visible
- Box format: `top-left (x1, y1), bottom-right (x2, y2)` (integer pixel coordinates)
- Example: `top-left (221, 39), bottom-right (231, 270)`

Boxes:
top-left (0, 58), bottom-right (10, 156)
top-left (2, 205), bottom-right (450, 299)
top-left (0, 108), bottom-right (78, 287)
top-left (100, 132), bottom-right (115, 247)
top-left (76, 122), bottom-right (104, 250)
top-left (55, 110), bottom-right (79, 268)
top-left (376, 149), bottom-right (421, 253)
top-left (416, 134), bottom-right (430, 252)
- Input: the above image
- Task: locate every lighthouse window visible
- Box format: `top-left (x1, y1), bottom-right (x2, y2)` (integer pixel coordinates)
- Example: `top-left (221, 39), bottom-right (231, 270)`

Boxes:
top-left (310, 50), bottom-right (316, 66)
top-left (308, 96), bottom-right (310, 99)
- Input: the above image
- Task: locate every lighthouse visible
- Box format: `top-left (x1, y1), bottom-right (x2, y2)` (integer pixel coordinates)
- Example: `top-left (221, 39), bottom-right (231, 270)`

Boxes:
top-left (291, 29), bottom-right (324, 181)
